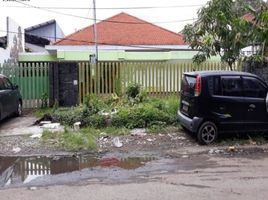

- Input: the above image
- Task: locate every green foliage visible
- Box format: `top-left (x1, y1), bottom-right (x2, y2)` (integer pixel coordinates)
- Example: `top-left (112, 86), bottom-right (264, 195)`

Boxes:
top-left (43, 95), bottom-right (179, 130)
top-left (84, 94), bottom-right (107, 114)
top-left (126, 83), bottom-right (140, 99)
top-left (41, 92), bottom-right (48, 108)
top-left (52, 107), bottom-right (84, 126)
top-left (111, 97), bottom-right (179, 129)
top-left (183, 0), bottom-right (252, 70)
top-left (88, 114), bottom-right (106, 128)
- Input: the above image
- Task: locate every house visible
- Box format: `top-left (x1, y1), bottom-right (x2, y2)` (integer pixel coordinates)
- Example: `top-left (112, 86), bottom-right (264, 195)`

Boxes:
top-left (19, 12), bottom-right (210, 62)
top-left (25, 19), bottom-right (64, 52)
top-left (0, 18), bottom-right (64, 64)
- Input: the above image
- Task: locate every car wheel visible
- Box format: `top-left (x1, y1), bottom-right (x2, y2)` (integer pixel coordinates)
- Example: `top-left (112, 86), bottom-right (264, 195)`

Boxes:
top-left (15, 101), bottom-right (22, 117)
top-left (197, 121), bottom-right (218, 145)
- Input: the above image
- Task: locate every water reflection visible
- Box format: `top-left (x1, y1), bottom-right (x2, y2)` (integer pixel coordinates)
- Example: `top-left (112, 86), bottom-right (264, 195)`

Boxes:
top-left (0, 155), bottom-right (154, 187)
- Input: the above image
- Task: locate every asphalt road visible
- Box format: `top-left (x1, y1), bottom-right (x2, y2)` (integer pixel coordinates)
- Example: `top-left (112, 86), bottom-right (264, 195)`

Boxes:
top-left (1, 151), bottom-right (268, 200)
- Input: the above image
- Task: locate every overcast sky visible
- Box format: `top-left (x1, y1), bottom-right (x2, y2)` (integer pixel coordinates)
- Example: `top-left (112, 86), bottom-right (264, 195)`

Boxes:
top-left (0, 0), bottom-right (209, 37)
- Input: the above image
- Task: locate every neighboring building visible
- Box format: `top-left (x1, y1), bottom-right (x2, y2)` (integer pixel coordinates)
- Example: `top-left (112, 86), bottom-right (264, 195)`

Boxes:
top-left (25, 19), bottom-right (64, 52)
top-left (20, 12), bottom-right (219, 62)
top-left (0, 18), bottom-right (64, 64)
top-left (0, 17), bottom-right (24, 64)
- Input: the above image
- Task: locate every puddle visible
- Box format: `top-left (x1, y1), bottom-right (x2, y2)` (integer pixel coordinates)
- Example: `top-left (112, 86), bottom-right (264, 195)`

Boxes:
top-left (0, 155), bottom-right (154, 187)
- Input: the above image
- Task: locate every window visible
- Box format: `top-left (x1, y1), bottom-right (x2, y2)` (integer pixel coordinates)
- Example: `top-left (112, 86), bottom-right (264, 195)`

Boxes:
top-left (208, 76), bottom-right (221, 95)
top-left (0, 78), bottom-right (4, 90)
top-left (221, 76), bottom-right (242, 97)
top-left (243, 77), bottom-right (267, 98)
top-left (2, 78), bottom-right (13, 90)
top-left (182, 75), bottom-right (196, 95)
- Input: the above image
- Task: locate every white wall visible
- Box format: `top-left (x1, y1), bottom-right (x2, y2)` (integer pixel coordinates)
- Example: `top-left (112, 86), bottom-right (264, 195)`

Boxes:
top-left (0, 17), bottom-right (24, 64)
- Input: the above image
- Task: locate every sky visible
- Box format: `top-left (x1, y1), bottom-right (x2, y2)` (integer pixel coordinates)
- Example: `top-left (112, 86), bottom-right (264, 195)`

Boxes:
top-left (0, 0), bottom-right (209, 37)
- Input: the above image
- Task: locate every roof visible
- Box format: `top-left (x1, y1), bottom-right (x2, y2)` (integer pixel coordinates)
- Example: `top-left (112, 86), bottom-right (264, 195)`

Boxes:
top-left (25, 19), bottom-right (56, 32)
top-left (184, 71), bottom-right (257, 77)
top-left (55, 12), bottom-right (185, 46)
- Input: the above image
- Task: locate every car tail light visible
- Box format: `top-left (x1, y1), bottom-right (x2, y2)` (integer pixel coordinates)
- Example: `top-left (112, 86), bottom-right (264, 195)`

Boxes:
top-left (194, 75), bottom-right (201, 96)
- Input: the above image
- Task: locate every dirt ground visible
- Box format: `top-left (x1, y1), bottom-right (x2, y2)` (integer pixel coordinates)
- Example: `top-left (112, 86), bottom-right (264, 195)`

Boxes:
top-left (0, 112), bottom-right (268, 157)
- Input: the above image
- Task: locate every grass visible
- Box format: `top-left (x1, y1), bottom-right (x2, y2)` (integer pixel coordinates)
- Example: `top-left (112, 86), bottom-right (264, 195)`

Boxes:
top-left (34, 107), bottom-right (54, 118)
top-left (41, 127), bottom-right (130, 151)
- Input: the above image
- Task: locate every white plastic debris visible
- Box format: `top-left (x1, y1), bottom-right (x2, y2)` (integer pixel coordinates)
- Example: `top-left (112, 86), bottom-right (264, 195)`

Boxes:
top-left (111, 108), bottom-right (118, 115)
top-left (39, 121), bottom-right (52, 125)
top-left (30, 133), bottom-right (43, 139)
top-left (29, 187), bottom-right (37, 191)
top-left (42, 123), bottom-right (60, 129)
top-left (12, 147), bottom-right (21, 153)
top-left (73, 122), bottom-right (81, 131)
top-left (130, 129), bottom-right (147, 137)
top-left (112, 137), bottom-right (123, 148)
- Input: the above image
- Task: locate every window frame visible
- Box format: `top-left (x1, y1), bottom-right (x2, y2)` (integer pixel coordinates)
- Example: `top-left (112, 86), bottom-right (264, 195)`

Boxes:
top-left (242, 76), bottom-right (268, 99)
top-left (220, 75), bottom-right (243, 97)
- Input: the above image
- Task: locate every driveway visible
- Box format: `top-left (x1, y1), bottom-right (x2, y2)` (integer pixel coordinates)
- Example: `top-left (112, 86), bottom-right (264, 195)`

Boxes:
top-left (0, 115), bottom-right (42, 137)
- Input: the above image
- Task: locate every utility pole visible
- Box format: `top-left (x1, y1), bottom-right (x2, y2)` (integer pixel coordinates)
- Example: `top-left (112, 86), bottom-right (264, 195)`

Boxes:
top-left (92, 0), bottom-right (98, 63)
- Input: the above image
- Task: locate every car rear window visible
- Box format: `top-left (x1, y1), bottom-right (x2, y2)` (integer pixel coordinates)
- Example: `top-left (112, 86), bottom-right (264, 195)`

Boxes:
top-left (207, 76), bottom-right (221, 95)
top-left (182, 75), bottom-right (196, 95)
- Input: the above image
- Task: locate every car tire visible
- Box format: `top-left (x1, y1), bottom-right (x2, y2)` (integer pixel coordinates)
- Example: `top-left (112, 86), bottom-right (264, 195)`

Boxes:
top-left (15, 101), bottom-right (22, 117)
top-left (197, 121), bottom-right (218, 145)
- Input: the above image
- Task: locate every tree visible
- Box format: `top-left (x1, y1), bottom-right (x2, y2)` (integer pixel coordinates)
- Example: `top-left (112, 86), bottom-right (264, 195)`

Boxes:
top-left (247, 3), bottom-right (268, 59)
top-left (234, 0), bottom-right (264, 16)
top-left (183, 0), bottom-right (251, 70)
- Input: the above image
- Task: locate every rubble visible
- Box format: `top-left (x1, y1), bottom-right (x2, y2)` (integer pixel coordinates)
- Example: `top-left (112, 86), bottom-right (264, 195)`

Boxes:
top-left (30, 133), bottom-right (43, 139)
top-left (112, 137), bottom-right (123, 148)
top-left (73, 122), bottom-right (81, 131)
top-left (130, 129), bottom-right (147, 137)
top-left (12, 147), bottom-right (21, 153)
top-left (41, 123), bottom-right (61, 129)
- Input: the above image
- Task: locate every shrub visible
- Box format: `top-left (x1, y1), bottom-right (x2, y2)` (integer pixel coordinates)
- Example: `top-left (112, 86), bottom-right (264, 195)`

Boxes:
top-left (84, 94), bottom-right (106, 114)
top-left (111, 102), bottom-right (174, 129)
top-left (126, 83), bottom-right (140, 98)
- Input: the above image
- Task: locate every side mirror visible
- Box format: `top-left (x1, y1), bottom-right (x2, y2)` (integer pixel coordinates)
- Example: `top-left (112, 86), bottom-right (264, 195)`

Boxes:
top-left (13, 85), bottom-right (19, 90)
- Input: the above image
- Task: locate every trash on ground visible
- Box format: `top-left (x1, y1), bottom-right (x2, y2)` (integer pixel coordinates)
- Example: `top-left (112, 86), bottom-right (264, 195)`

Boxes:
top-left (130, 129), bottom-right (147, 137)
top-left (112, 137), bottom-right (123, 148)
top-left (41, 123), bottom-right (61, 129)
top-left (228, 146), bottom-right (236, 152)
top-left (73, 122), bottom-right (81, 131)
top-left (12, 147), bottom-right (21, 153)
top-left (30, 133), bottom-right (43, 139)
top-left (39, 121), bottom-right (52, 125)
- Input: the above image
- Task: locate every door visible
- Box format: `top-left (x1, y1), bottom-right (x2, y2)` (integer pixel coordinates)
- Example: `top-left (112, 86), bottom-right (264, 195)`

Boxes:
top-left (210, 76), bottom-right (246, 132)
top-left (0, 77), bottom-right (16, 118)
top-left (242, 76), bottom-right (268, 131)
top-left (58, 63), bottom-right (78, 106)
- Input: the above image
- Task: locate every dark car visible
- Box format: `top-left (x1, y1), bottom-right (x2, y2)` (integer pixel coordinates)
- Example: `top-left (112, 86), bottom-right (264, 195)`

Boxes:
top-left (0, 74), bottom-right (22, 120)
top-left (178, 71), bottom-right (268, 145)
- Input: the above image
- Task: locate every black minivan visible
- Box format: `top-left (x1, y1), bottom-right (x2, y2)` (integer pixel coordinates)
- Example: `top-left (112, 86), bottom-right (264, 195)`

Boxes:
top-left (0, 74), bottom-right (22, 120)
top-left (178, 71), bottom-right (268, 144)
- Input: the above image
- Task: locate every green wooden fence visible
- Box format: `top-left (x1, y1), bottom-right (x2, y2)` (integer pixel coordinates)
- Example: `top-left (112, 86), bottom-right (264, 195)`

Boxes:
top-left (0, 63), bottom-right (49, 108)
top-left (78, 61), bottom-right (241, 103)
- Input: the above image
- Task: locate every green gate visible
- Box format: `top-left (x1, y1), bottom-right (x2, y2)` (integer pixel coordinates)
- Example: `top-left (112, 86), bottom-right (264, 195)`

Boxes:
top-left (0, 62), bottom-right (49, 108)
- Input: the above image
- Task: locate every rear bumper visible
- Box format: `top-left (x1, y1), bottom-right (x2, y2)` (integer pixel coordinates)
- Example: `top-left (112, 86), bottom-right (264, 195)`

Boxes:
top-left (177, 110), bottom-right (203, 133)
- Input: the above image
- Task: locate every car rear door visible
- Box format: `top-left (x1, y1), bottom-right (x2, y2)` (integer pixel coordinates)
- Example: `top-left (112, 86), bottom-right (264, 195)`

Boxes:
top-left (180, 74), bottom-right (197, 118)
top-left (2, 77), bottom-right (17, 115)
top-left (242, 76), bottom-right (268, 131)
top-left (210, 76), bottom-right (246, 132)
top-left (0, 78), bottom-right (10, 118)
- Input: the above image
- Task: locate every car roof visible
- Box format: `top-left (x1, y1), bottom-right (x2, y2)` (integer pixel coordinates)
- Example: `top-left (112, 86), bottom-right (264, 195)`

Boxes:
top-left (184, 70), bottom-right (258, 77)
